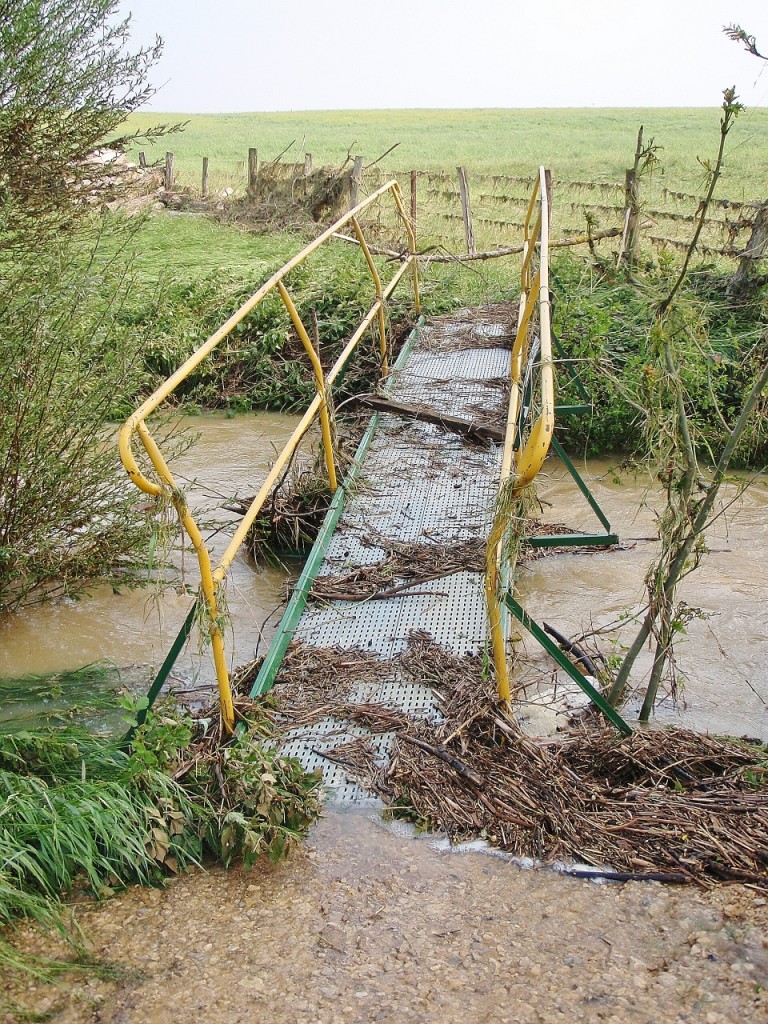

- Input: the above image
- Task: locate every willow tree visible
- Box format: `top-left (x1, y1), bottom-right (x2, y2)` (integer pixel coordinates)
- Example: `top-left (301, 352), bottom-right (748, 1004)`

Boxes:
top-left (607, 88), bottom-right (768, 717)
top-left (0, 1), bottom-right (179, 611)
top-left (0, 0), bottom-right (184, 249)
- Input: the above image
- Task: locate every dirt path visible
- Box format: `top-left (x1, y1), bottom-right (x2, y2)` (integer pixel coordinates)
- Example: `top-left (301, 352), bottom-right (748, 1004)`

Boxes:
top-left (5, 809), bottom-right (767, 1024)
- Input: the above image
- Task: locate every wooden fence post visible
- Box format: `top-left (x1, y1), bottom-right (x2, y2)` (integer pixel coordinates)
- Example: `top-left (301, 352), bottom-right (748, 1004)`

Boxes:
top-left (730, 199), bottom-right (768, 291)
top-left (624, 168), bottom-right (640, 263)
top-left (457, 166), bottom-right (475, 256)
top-left (138, 152), bottom-right (147, 169)
top-left (349, 156), bottom-right (363, 210)
top-left (410, 170), bottom-right (417, 231)
top-left (544, 168), bottom-right (553, 231)
top-left (164, 152), bottom-right (174, 191)
top-left (248, 148), bottom-right (259, 202)
top-left (201, 157), bottom-right (209, 198)
top-left (619, 126), bottom-right (644, 266)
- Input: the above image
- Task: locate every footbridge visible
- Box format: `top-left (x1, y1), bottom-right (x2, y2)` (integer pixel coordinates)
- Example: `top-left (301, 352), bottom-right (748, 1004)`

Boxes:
top-left (119, 167), bottom-right (630, 793)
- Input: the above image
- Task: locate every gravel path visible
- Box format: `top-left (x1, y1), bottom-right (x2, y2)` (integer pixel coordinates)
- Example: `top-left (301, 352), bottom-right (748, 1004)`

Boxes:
top-left (5, 808), bottom-right (767, 1023)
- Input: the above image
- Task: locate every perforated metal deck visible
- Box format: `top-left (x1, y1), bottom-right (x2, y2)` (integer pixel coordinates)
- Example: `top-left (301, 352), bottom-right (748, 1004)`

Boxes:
top-left (273, 310), bottom-right (514, 801)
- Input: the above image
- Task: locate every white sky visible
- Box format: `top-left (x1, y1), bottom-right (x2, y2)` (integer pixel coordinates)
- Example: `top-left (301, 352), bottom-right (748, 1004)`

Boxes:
top-left (118, 0), bottom-right (768, 112)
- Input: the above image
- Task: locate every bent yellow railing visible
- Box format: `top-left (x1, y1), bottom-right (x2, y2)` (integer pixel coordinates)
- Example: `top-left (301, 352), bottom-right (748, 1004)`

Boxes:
top-left (485, 167), bottom-right (555, 701)
top-left (119, 180), bottom-right (420, 734)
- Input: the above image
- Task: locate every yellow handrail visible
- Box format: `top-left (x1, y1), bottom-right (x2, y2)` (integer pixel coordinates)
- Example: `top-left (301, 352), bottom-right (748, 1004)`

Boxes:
top-left (120, 180), bottom-right (420, 734)
top-left (486, 166), bottom-right (555, 701)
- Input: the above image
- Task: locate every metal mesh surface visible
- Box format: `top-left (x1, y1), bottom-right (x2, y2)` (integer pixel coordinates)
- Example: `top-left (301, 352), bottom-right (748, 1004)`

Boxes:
top-left (277, 323), bottom-right (510, 801)
top-left (387, 348), bottom-right (510, 421)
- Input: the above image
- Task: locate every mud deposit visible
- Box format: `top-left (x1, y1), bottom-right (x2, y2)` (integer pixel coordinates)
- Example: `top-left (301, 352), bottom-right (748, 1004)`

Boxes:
top-left (5, 809), bottom-right (766, 1024)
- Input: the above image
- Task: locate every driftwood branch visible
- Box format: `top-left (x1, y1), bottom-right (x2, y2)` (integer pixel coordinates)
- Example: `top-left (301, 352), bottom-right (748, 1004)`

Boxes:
top-left (422, 225), bottom-right (625, 263)
top-left (400, 735), bottom-right (485, 787)
top-left (357, 395), bottom-right (503, 443)
top-left (335, 225), bottom-right (627, 265)
top-left (364, 143), bottom-right (401, 169)
top-left (543, 622), bottom-right (600, 678)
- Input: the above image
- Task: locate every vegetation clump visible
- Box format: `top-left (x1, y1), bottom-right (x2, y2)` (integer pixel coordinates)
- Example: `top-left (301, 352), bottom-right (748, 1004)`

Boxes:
top-left (0, 690), bottom-right (323, 981)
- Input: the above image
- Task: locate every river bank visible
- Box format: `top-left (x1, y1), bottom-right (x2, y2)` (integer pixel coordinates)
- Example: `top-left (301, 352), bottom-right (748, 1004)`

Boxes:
top-left (4, 808), bottom-right (767, 1024)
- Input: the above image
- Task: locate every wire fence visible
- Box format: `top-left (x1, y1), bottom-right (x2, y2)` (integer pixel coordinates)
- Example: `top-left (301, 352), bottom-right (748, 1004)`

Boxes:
top-left (150, 147), bottom-right (766, 264)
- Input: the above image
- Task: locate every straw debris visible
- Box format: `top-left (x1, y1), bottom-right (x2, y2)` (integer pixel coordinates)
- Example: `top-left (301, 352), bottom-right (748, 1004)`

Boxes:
top-left (268, 634), bottom-right (768, 887)
top-left (310, 538), bottom-right (485, 603)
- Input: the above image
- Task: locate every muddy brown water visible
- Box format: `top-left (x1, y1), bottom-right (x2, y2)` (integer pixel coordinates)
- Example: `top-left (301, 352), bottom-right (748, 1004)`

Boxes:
top-left (2, 420), bottom-right (767, 1021)
top-left (0, 414), bottom-right (300, 692)
top-left (517, 460), bottom-right (768, 741)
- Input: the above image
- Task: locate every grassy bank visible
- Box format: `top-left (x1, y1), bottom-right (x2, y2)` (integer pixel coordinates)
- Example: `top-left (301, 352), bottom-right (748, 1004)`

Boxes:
top-left (103, 212), bottom-right (511, 415)
top-left (124, 107), bottom-right (768, 195)
top-left (106, 208), bottom-right (766, 465)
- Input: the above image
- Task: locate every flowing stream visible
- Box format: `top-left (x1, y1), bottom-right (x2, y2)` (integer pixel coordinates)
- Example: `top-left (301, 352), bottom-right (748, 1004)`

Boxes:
top-left (0, 416), bottom-right (766, 739)
top-left (0, 413), bottom-right (300, 698)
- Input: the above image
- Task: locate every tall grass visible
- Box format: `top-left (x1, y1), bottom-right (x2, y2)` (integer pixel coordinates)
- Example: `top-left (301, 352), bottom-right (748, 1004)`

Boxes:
top-left (0, 703), bottom-right (323, 985)
top-left (122, 107), bottom-right (768, 195)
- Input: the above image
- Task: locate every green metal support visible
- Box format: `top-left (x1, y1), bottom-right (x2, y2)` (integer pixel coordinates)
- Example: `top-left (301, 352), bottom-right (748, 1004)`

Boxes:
top-left (554, 403), bottom-right (592, 417)
top-left (249, 413), bottom-right (381, 697)
top-left (552, 435), bottom-right (612, 532)
top-left (124, 599), bottom-right (198, 743)
top-left (502, 592), bottom-right (632, 736)
top-left (528, 435), bottom-right (618, 549)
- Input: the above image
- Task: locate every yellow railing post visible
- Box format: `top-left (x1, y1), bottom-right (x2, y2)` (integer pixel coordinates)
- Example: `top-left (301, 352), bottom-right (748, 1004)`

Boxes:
top-left (391, 182), bottom-right (421, 315)
top-left (134, 421), bottom-right (236, 734)
top-left (277, 281), bottom-right (338, 493)
top-left (485, 167), bottom-right (555, 702)
top-left (350, 216), bottom-right (388, 375)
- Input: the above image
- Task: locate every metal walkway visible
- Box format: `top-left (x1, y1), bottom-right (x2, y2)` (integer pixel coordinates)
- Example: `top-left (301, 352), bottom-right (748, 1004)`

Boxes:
top-left (120, 167), bottom-right (629, 762)
top-left (267, 308), bottom-right (513, 799)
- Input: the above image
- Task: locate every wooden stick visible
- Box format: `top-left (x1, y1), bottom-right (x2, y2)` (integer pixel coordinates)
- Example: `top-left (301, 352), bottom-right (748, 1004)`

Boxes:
top-left (164, 151), bottom-right (174, 191)
top-left (349, 156), bottom-right (363, 210)
top-left (543, 622), bottom-right (600, 678)
top-left (457, 166), bottom-right (476, 255)
top-left (416, 226), bottom-right (624, 263)
top-left (401, 735), bottom-right (485, 787)
top-left (248, 147), bottom-right (258, 201)
top-left (356, 394), bottom-right (504, 442)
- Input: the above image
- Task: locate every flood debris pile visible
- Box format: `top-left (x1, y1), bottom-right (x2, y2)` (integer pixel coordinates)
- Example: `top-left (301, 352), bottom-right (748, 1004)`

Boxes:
top-left (270, 635), bottom-right (768, 888)
top-left (418, 304), bottom-right (519, 353)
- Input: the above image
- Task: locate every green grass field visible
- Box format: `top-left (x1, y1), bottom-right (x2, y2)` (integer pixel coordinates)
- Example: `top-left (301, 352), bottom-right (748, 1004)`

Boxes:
top-left (124, 107), bottom-right (768, 197)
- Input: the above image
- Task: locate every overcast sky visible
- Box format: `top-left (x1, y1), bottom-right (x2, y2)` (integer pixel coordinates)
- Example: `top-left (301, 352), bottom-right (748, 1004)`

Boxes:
top-left (117, 1), bottom-right (768, 112)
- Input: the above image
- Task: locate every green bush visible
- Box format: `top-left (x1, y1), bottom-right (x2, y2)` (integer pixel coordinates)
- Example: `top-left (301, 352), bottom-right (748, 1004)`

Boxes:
top-left (551, 254), bottom-right (768, 466)
top-left (0, 227), bottom-right (158, 613)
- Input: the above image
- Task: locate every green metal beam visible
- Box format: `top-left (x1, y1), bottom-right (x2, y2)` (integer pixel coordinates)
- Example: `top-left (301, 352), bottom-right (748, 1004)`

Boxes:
top-left (502, 592), bottom-right (632, 736)
top-left (249, 316), bottom-right (426, 699)
top-left (554, 403), bottom-right (592, 417)
top-left (124, 599), bottom-right (198, 743)
top-left (551, 435), bottom-right (613, 535)
top-left (249, 413), bottom-right (380, 697)
top-left (528, 532), bottom-right (618, 549)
